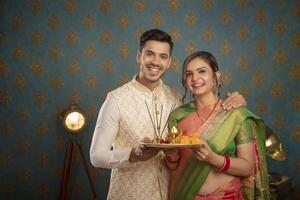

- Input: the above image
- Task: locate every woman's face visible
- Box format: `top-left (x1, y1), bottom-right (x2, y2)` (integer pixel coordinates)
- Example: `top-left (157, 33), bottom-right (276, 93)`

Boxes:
top-left (184, 57), bottom-right (218, 97)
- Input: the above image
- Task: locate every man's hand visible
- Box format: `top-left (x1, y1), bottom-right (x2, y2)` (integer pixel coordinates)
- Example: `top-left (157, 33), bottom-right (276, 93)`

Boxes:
top-left (129, 146), bottom-right (161, 162)
top-left (221, 91), bottom-right (247, 110)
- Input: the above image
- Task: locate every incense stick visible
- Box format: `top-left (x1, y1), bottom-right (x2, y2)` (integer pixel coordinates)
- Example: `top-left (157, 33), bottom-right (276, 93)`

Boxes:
top-left (161, 104), bottom-right (176, 135)
top-left (144, 101), bottom-right (157, 135)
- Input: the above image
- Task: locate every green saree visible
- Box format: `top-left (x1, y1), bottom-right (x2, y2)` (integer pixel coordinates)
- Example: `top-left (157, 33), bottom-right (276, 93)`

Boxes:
top-left (168, 103), bottom-right (270, 200)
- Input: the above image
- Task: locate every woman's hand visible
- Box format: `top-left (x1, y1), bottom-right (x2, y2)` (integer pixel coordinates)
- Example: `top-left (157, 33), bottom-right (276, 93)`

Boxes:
top-left (222, 91), bottom-right (247, 110)
top-left (192, 140), bottom-right (216, 163)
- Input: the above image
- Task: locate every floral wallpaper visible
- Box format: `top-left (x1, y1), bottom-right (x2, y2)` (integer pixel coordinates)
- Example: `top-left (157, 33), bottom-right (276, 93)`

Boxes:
top-left (0, 0), bottom-right (299, 199)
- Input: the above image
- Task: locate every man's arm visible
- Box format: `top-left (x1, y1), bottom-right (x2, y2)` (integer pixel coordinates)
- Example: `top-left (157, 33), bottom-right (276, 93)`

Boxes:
top-left (89, 94), bottom-right (132, 169)
top-left (221, 91), bottom-right (247, 110)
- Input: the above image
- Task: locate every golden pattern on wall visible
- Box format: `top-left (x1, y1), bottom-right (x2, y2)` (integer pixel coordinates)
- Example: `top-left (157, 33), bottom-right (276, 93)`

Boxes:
top-left (185, 41), bottom-right (197, 55)
top-left (170, 56), bottom-right (180, 73)
top-left (272, 114), bottom-right (285, 130)
top-left (219, 9), bottom-right (232, 26)
top-left (135, 28), bottom-right (144, 41)
top-left (271, 82), bottom-right (284, 98)
top-left (100, 29), bottom-right (112, 44)
top-left (202, 26), bottom-right (214, 41)
top-left (20, 168), bottom-right (30, 184)
top-left (11, 13), bottom-right (23, 30)
top-left (28, 0), bottom-right (41, 14)
top-left (133, 0), bottom-right (145, 12)
top-left (84, 44), bottom-right (96, 59)
top-left (292, 127), bottom-right (300, 141)
top-left (37, 183), bottom-right (49, 196)
top-left (1, 121), bottom-right (12, 136)
top-left (255, 100), bottom-right (268, 114)
top-left (69, 90), bottom-right (81, 103)
top-left (221, 69), bottom-right (232, 86)
top-left (37, 152), bottom-right (48, 167)
top-left (99, 0), bottom-right (112, 13)
top-left (101, 59), bottom-right (114, 74)
top-left (14, 74), bottom-right (27, 90)
top-left (16, 106), bottom-right (30, 121)
top-left (49, 44), bottom-right (62, 61)
top-left (118, 13), bottom-right (129, 29)
top-left (292, 96), bottom-right (300, 112)
top-left (0, 91), bottom-right (11, 105)
top-left (3, 151), bottom-right (12, 167)
top-left (289, 65), bottom-right (300, 80)
top-left (36, 122), bottom-right (48, 136)
top-left (118, 43), bottom-right (130, 59)
top-left (239, 85), bottom-right (249, 98)
top-left (292, 32), bottom-right (300, 48)
top-left (34, 91), bottom-right (46, 106)
top-left (13, 43), bottom-right (26, 60)
top-left (168, 0), bottom-right (180, 12)
top-left (292, 2), bottom-right (300, 18)
top-left (30, 59), bottom-right (43, 74)
top-left (48, 14), bottom-right (61, 30)
top-left (169, 27), bottom-right (181, 42)
top-left (19, 138), bottom-right (30, 152)
top-left (0, 31), bottom-right (5, 44)
top-left (252, 69), bottom-right (265, 86)
top-left (68, 59), bottom-right (80, 75)
top-left (254, 9), bottom-right (267, 23)
top-left (236, 0), bottom-right (247, 9)
top-left (85, 74), bottom-right (98, 89)
top-left (53, 137), bottom-right (64, 151)
top-left (83, 14), bottom-right (95, 29)
top-left (87, 104), bottom-right (98, 119)
top-left (236, 54), bottom-right (249, 71)
top-left (202, 0), bottom-right (214, 11)
top-left (236, 24), bottom-right (249, 40)
top-left (185, 11), bottom-right (197, 27)
top-left (31, 29), bottom-right (43, 45)
top-left (64, 0), bottom-right (77, 14)
top-left (273, 49), bottom-right (286, 64)
top-left (219, 40), bottom-right (231, 56)
top-left (151, 11), bottom-right (162, 27)
top-left (255, 39), bottom-right (267, 54)
top-left (273, 19), bottom-right (286, 35)
top-left (119, 73), bottom-right (130, 85)
top-left (66, 29), bottom-right (79, 44)
top-left (0, 59), bottom-right (7, 77)
top-left (50, 75), bottom-right (63, 90)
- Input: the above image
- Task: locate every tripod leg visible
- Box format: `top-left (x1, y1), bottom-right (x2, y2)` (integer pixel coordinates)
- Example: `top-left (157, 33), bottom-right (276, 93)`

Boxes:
top-left (75, 141), bottom-right (97, 200)
top-left (59, 140), bottom-right (75, 200)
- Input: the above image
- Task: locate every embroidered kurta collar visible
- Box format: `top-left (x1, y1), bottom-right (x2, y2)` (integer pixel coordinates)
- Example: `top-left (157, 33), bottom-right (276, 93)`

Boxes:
top-left (131, 74), bottom-right (163, 96)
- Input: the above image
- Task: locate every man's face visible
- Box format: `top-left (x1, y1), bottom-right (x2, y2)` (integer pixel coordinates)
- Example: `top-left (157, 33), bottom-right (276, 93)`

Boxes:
top-left (136, 40), bottom-right (171, 89)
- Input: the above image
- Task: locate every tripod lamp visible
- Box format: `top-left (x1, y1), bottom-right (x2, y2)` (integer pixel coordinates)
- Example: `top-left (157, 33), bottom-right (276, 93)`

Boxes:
top-left (59, 104), bottom-right (97, 200)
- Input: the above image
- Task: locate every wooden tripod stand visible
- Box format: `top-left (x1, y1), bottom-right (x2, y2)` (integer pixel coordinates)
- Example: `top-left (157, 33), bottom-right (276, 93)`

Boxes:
top-left (59, 139), bottom-right (97, 200)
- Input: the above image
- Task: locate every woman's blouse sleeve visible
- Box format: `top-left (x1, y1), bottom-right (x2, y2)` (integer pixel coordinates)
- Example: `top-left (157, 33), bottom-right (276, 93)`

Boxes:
top-left (235, 118), bottom-right (254, 145)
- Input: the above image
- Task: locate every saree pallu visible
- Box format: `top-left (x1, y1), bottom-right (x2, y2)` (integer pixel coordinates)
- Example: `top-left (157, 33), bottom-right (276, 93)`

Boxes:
top-left (168, 104), bottom-right (270, 200)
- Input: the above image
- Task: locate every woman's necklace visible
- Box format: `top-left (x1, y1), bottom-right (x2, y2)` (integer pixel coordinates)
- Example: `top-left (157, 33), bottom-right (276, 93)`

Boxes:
top-left (195, 98), bottom-right (220, 125)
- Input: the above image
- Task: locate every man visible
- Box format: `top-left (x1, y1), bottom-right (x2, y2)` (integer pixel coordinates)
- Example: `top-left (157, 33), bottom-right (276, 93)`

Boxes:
top-left (90, 29), bottom-right (246, 200)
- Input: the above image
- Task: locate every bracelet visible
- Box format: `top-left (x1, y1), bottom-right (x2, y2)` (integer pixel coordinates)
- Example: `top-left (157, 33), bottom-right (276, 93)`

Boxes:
top-left (166, 153), bottom-right (181, 164)
top-left (218, 155), bottom-right (230, 172)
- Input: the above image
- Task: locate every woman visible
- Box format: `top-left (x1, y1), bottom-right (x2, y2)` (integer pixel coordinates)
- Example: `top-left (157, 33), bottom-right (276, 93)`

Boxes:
top-left (165, 51), bottom-right (270, 200)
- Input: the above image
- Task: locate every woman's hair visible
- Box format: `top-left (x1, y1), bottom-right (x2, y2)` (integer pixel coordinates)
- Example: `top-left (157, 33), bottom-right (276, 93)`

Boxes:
top-left (181, 51), bottom-right (221, 103)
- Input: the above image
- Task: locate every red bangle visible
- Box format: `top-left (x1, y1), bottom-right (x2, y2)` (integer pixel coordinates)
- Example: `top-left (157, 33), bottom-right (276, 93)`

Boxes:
top-left (219, 155), bottom-right (230, 172)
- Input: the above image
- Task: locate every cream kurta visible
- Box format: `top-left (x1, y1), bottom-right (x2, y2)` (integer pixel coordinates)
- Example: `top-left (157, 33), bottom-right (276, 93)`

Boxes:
top-left (90, 76), bottom-right (182, 200)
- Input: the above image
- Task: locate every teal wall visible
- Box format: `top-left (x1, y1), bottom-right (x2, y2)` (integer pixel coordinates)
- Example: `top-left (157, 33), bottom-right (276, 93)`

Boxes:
top-left (1, 0), bottom-right (299, 199)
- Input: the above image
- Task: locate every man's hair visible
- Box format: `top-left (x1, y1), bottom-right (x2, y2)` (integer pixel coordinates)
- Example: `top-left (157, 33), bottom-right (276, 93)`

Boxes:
top-left (139, 29), bottom-right (173, 55)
